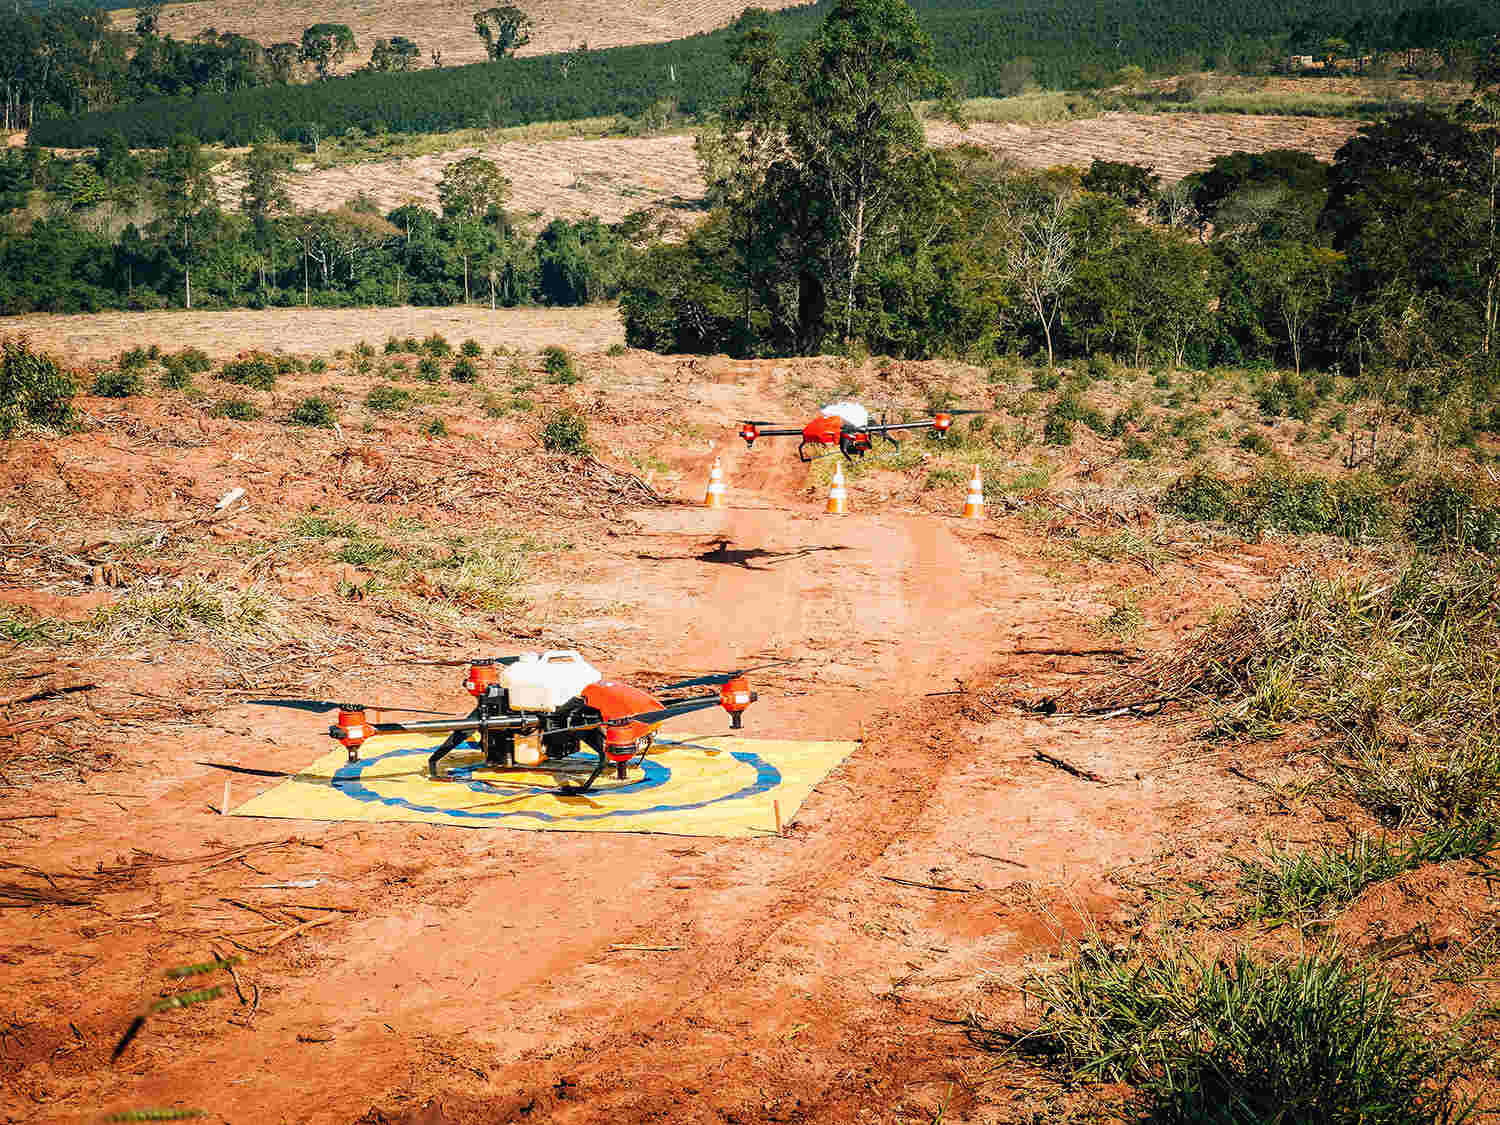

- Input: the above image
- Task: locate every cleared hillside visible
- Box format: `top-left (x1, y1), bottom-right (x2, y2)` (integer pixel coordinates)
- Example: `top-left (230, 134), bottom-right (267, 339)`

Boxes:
top-left (110, 0), bottom-right (813, 71)
top-left (216, 113), bottom-right (1365, 222)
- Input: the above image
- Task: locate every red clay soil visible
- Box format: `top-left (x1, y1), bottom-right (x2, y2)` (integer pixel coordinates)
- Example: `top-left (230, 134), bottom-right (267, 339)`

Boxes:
top-left (0, 355), bottom-right (1306, 1123)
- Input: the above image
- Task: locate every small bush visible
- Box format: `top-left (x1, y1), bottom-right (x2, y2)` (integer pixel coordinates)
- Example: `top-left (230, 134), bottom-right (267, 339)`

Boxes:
top-left (289, 396), bottom-right (336, 427)
top-left (1404, 475), bottom-right (1500, 553)
top-left (1033, 369), bottom-right (1061, 392)
top-left (119, 346), bottom-right (152, 370)
top-left (420, 416), bottom-right (448, 437)
top-left (162, 347), bottom-right (210, 380)
top-left (416, 357), bottom-right (441, 382)
top-left (422, 333), bottom-right (452, 357)
top-left (354, 339), bottom-right (375, 359)
top-left (92, 369), bottom-right (146, 397)
top-left (1051, 392), bottom-right (1108, 434)
top-left (543, 346), bottom-right (578, 384)
top-left (540, 408), bottom-right (590, 455)
top-left (1152, 369), bottom-right (1172, 390)
top-left (1043, 413), bottom-right (1074, 446)
top-left (309, 357), bottom-right (328, 374)
top-left (460, 338), bottom-right (483, 357)
top-left (606, 343), bottom-right (627, 357)
top-left (210, 397), bottom-right (261, 420)
top-left (450, 358), bottom-right (479, 384)
top-left (383, 336), bottom-right (404, 354)
top-left (1240, 431), bottom-right (1274, 455)
top-left (366, 385), bottom-right (412, 412)
top-left (160, 366), bottom-right (193, 391)
top-left (1, 336), bottom-right (77, 437)
top-left (218, 355), bottom-right (278, 390)
top-left (1122, 434), bottom-right (1153, 461)
top-left (1163, 470), bottom-right (1237, 522)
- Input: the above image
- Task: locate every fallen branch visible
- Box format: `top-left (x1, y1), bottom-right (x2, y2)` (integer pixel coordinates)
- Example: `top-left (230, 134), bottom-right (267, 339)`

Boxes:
top-left (1012, 647), bottom-right (1125, 657)
top-left (607, 944), bottom-right (682, 952)
top-left (1034, 750), bottom-right (1110, 785)
top-left (880, 875), bottom-right (981, 893)
top-left (0, 682), bottom-right (97, 709)
top-left (261, 915), bottom-right (336, 950)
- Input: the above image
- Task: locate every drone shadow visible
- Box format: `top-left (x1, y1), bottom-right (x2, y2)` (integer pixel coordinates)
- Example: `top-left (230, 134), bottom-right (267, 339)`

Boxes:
top-left (636, 541), bottom-right (853, 571)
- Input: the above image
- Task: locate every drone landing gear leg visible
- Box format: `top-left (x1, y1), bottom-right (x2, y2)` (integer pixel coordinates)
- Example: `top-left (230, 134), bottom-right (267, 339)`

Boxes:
top-left (428, 709), bottom-right (481, 779)
top-left (557, 744), bottom-right (609, 794)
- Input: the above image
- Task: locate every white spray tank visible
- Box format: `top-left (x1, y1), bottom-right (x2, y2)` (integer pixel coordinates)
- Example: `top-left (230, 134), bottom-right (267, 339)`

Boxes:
top-left (499, 650), bottom-right (603, 712)
top-left (820, 400), bottom-right (871, 428)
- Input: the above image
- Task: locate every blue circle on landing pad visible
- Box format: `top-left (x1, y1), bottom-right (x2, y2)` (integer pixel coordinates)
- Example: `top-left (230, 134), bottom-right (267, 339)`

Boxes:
top-left (330, 742), bottom-right (782, 824)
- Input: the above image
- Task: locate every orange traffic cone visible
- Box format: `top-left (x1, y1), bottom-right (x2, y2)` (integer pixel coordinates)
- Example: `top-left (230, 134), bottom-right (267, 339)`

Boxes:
top-left (703, 457), bottom-right (727, 509)
top-left (826, 462), bottom-right (848, 515)
top-left (961, 466), bottom-right (985, 519)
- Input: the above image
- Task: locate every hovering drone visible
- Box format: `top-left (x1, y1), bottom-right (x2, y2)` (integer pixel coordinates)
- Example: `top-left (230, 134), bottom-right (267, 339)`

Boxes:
top-left (254, 651), bottom-right (772, 794)
top-left (738, 401), bottom-right (991, 462)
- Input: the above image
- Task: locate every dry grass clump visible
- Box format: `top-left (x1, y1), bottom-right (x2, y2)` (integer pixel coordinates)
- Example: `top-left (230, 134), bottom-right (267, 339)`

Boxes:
top-left (87, 579), bottom-right (287, 647)
top-left (972, 942), bottom-right (1466, 1125)
top-left (1045, 558), bottom-right (1500, 827)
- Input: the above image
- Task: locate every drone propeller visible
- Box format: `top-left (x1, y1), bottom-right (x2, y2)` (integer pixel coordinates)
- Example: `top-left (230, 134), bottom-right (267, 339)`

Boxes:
top-left (248, 698), bottom-right (450, 716)
top-left (654, 660), bottom-right (789, 693)
top-left (941, 408), bottom-right (993, 417)
top-left (740, 419), bottom-right (784, 426)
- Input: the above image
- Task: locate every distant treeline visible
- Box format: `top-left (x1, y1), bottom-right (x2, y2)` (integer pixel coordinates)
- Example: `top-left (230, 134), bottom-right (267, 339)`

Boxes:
top-left (31, 0), bottom-right (1500, 148)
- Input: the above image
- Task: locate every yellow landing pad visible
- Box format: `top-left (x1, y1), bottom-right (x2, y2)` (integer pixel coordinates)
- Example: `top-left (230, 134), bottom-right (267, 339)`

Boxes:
top-left (230, 733), bottom-right (858, 837)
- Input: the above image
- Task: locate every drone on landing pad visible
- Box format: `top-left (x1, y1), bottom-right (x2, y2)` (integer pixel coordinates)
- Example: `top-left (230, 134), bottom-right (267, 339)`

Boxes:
top-left (738, 401), bottom-right (992, 462)
top-left (254, 651), bottom-right (777, 794)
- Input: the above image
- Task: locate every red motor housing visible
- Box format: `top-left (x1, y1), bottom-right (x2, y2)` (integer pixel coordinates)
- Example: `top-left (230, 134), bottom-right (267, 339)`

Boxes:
top-left (933, 412), bottom-right (953, 436)
top-left (739, 422), bottom-right (760, 446)
top-left (719, 676), bottom-right (757, 729)
top-left (331, 707), bottom-right (369, 750)
top-left (463, 661), bottom-right (499, 697)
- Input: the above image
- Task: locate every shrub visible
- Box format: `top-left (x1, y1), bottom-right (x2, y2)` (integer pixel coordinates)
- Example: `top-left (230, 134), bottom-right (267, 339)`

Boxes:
top-left (1240, 431), bottom-right (1274, 455)
top-left (420, 416), bottom-right (448, 437)
top-left (606, 343), bottom-right (627, 357)
top-left (460, 338), bottom-right (483, 357)
top-left (354, 339), bottom-right (375, 358)
top-left (1152, 369), bottom-right (1172, 389)
top-left (289, 396), bottom-right (336, 427)
top-left (92, 369), bottom-right (146, 397)
top-left (1404, 475), bottom-right (1500, 553)
top-left (1051, 392), bottom-right (1108, 434)
top-left (162, 347), bottom-right (210, 380)
top-left (422, 333), bottom-right (452, 357)
top-left (1163, 470), bottom-right (1238, 522)
top-left (450, 358), bottom-right (480, 384)
top-left (1122, 434), bottom-right (1153, 461)
top-left (218, 355), bottom-right (279, 390)
top-left (1033, 369), bottom-right (1061, 392)
top-left (543, 346), bottom-right (578, 384)
top-left (540, 408), bottom-right (590, 455)
top-left (383, 336), bottom-right (404, 354)
top-left (119, 346), bottom-right (152, 370)
top-left (0, 336), bottom-right (77, 437)
top-left (160, 366), bottom-right (194, 391)
top-left (210, 397), bottom-right (261, 420)
top-left (416, 357), bottom-right (441, 382)
top-left (365, 385), bottom-right (412, 412)
top-left (309, 357), bottom-right (328, 374)
top-left (1043, 412), bottom-right (1074, 446)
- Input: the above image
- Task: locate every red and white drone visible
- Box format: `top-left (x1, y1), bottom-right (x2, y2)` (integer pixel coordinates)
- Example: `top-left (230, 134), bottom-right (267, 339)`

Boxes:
top-left (738, 401), bottom-right (991, 462)
top-left (254, 651), bottom-right (775, 793)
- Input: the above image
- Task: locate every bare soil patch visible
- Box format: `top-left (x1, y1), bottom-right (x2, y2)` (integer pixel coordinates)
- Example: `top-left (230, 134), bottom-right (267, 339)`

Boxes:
top-left (0, 305), bottom-right (622, 363)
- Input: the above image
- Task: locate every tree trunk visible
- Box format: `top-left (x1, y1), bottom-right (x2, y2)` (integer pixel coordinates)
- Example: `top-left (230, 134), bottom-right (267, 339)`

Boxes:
top-left (185, 264), bottom-right (192, 309)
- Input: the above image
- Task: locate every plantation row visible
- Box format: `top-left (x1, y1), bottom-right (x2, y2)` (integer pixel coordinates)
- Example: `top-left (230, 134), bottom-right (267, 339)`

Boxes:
top-left (32, 0), bottom-right (1499, 147)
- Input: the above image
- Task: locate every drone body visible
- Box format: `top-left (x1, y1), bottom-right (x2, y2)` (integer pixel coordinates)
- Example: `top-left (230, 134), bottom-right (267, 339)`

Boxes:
top-left (259, 652), bottom-right (763, 794)
top-left (739, 400), bottom-right (986, 461)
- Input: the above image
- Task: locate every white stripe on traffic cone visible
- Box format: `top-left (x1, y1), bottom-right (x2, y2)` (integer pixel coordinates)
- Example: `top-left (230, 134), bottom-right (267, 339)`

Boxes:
top-left (703, 457), bottom-right (727, 508)
top-left (961, 466), bottom-right (984, 519)
top-left (826, 462), bottom-right (848, 514)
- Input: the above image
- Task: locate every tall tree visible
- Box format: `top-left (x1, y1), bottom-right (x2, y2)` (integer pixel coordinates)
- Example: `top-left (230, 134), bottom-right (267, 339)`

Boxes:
top-left (437, 156), bottom-right (508, 302)
top-left (299, 23), bottom-right (355, 79)
top-left (150, 134), bottom-right (216, 309)
top-left (473, 6), bottom-right (532, 60)
top-left (241, 142), bottom-right (290, 294)
top-left (784, 0), bottom-right (957, 343)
